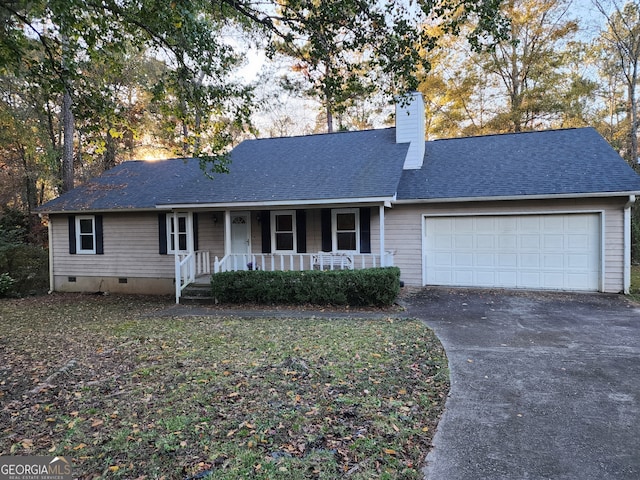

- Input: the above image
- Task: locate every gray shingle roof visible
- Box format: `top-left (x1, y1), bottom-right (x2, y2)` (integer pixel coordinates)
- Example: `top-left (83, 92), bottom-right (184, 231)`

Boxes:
top-left (397, 127), bottom-right (640, 200)
top-left (38, 128), bottom-right (407, 212)
top-left (38, 126), bottom-right (640, 213)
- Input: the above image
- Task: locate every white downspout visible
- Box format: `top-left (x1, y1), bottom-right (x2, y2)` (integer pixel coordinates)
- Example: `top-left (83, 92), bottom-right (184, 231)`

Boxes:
top-left (44, 214), bottom-right (54, 293)
top-left (379, 205), bottom-right (385, 267)
top-left (173, 212), bottom-right (180, 304)
top-left (624, 195), bottom-right (635, 294)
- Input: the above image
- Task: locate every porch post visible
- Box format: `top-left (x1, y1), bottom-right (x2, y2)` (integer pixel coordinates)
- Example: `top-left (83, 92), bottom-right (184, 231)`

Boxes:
top-left (379, 204), bottom-right (385, 267)
top-left (173, 212), bottom-right (179, 304)
top-left (224, 210), bottom-right (231, 257)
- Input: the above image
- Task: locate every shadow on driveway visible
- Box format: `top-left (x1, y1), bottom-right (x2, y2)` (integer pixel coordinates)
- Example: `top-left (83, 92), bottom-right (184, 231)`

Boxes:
top-left (402, 288), bottom-right (640, 480)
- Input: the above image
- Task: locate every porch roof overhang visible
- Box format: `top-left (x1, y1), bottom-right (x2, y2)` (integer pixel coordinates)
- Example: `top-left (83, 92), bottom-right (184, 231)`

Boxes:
top-left (156, 195), bottom-right (396, 210)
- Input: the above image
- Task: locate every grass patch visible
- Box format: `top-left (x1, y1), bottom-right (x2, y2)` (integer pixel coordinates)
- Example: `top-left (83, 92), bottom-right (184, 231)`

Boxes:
top-left (0, 294), bottom-right (449, 479)
top-left (630, 265), bottom-right (640, 302)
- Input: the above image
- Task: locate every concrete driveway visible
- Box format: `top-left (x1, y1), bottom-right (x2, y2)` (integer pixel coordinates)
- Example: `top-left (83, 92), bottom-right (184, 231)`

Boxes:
top-left (402, 288), bottom-right (640, 480)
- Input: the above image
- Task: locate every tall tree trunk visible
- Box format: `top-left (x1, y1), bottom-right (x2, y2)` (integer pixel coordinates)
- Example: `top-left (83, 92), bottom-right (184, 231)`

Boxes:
top-left (628, 72), bottom-right (638, 169)
top-left (326, 101), bottom-right (333, 133)
top-left (103, 129), bottom-right (117, 171)
top-left (61, 89), bottom-right (75, 193)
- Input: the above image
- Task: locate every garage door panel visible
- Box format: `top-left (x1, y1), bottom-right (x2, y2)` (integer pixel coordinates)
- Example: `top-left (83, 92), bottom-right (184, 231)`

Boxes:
top-left (520, 235), bottom-right (540, 249)
top-left (496, 271), bottom-right (517, 286)
top-left (498, 254), bottom-right (517, 267)
top-left (435, 235), bottom-right (452, 248)
top-left (519, 216), bottom-right (541, 232)
top-left (477, 235), bottom-right (495, 249)
top-left (543, 254), bottom-right (563, 268)
top-left (455, 253), bottom-right (473, 267)
top-left (520, 253), bottom-right (539, 268)
top-left (543, 234), bottom-right (563, 249)
top-left (499, 236), bottom-right (517, 249)
top-left (568, 234), bottom-right (589, 249)
top-left (568, 254), bottom-right (590, 269)
top-left (424, 213), bottom-right (600, 291)
top-left (476, 253), bottom-right (494, 267)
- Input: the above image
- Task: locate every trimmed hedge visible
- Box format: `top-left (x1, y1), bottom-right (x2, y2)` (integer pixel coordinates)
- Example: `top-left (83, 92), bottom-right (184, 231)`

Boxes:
top-left (211, 267), bottom-right (401, 307)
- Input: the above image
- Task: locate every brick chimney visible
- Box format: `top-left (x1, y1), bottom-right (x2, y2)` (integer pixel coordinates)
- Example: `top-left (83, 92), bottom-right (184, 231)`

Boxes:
top-left (395, 92), bottom-right (426, 170)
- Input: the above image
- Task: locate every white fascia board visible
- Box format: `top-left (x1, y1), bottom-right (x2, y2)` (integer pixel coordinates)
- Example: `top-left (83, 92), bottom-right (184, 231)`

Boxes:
top-left (156, 196), bottom-right (395, 210)
top-left (39, 207), bottom-right (159, 215)
top-left (393, 191), bottom-right (640, 205)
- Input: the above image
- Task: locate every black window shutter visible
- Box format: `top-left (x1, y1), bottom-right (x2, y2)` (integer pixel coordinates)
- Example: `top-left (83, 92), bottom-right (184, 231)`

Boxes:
top-left (296, 210), bottom-right (307, 253)
top-left (158, 213), bottom-right (167, 255)
top-left (95, 215), bottom-right (104, 254)
top-left (68, 215), bottom-right (76, 254)
top-left (261, 210), bottom-right (271, 253)
top-left (359, 207), bottom-right (371, 254)
top-left (321, 209), bottom-right (332, 252)
top-left (192, 213), bottom-right (199, 251)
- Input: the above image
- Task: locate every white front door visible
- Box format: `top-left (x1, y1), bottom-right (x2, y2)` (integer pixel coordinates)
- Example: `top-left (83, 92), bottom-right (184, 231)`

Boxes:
top-left (230, 213), bottom-right (250, 255)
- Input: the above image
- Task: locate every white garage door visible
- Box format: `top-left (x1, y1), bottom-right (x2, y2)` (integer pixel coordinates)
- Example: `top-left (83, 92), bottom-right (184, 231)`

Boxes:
top-left (423, 213), bottom-right (601, 291)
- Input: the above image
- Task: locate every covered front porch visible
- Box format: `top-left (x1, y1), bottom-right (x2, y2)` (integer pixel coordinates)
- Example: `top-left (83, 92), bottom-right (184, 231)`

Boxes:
top-left (168, 204), bottom-right (394, 303)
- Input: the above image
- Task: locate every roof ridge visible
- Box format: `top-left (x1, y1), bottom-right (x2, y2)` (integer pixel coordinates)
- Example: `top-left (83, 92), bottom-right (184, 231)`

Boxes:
top-left (430, 127), bottom-right (590, 142)
top-left (250, 126), bottom-right (395, 142)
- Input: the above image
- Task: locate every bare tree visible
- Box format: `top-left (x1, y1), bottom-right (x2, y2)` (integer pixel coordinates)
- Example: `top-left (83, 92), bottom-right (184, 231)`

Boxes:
top-left (594, 0), bottom-right (640, 166)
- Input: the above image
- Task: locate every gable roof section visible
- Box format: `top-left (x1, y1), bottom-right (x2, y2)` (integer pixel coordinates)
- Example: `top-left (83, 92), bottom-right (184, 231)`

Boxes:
top-left (159, 127), bottom-right (407, 206)
top-left (397, 127), bottom-right (640, 201)
top-left (38, 126), bottom-right (640, 214)
top-left (39, 128), bottom-right (408, 213)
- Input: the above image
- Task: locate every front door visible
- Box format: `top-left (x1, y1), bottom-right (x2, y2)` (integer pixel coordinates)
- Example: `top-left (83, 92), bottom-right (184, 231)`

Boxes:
top-left (230, 212), bottom-right (250, 255)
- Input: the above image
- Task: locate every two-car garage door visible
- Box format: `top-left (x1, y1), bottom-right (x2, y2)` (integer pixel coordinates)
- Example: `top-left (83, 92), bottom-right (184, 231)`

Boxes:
top-left (423, 213), bottom-right (601, 291)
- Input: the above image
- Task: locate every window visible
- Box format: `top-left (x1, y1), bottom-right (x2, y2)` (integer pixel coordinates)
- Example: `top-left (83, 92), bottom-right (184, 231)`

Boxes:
top-left (333, 209), bottom-right (359, 252)
top-left (272, 211), bottom-right (296, 252)
top-left (76, 216), bottom-right (96, 254)
top-left (167, 213), bottom-right (191, 253)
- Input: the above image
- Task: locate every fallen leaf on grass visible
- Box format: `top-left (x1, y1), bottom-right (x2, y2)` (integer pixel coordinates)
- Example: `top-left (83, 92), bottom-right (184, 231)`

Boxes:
top-left (383, 448), bottom-right (397, 455)
top-left (20, 439), bottom-right (33, 448)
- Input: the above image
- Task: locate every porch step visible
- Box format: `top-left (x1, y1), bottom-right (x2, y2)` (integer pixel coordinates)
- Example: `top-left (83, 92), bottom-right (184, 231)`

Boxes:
top-left (179, 283), bottom-right (215, 305)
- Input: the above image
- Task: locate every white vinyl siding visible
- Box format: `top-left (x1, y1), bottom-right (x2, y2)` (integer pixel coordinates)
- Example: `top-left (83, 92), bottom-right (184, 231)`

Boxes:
top-left (52, 213), bottom-right (174, 278)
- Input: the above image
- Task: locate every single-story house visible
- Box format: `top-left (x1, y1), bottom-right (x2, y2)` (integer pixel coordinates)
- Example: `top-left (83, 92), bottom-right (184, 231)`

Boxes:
top-left (38, 93), bottom-right (640, 301)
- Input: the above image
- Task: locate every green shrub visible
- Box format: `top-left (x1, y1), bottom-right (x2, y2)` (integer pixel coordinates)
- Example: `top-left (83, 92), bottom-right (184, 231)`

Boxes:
top-left (0, 244), bottom-right (49, 296)
top-left (211, 267), bottom-right (401, 307)
top-left (0, 273), bottom-right (15, 297)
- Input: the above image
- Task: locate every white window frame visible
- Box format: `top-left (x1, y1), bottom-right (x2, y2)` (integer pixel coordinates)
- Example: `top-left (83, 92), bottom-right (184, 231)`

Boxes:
top-left (76, 215), bottom-right (96, 254)
top-left (167, 213), bottom-right (193, 254)
top-left (271, 210), bottom-right (297, 253)
top-left (332, 208), bottom-right (360, 253)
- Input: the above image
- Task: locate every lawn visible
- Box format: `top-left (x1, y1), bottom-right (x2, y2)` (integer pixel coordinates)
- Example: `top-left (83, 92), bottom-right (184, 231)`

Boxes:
top-left (0, 294), bottom-right (449, 479)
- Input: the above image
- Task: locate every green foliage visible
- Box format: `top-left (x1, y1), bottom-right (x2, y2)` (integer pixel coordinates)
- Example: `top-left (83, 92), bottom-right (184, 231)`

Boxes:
top-left (0, 244), bottom-right (49, 297)
top-left (211, 267), bottom-right (401, 307)
top-left (0, 273), bottom-right (15, 297)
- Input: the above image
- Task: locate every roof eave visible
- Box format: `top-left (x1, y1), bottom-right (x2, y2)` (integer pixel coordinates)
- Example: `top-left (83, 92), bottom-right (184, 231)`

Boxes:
top-left (38, 206), bottom-right (159, 215)
top-left (393, 191), bottom-right (640, 205)
top-left (156, 196), bottom-right (396, 210)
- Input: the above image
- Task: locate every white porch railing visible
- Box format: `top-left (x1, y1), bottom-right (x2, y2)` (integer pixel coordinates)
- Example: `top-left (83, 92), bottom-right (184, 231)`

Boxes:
top-left (175, 250), bottom-right (211, 303)
top-left (213, 252), bottom-right (394, 274)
